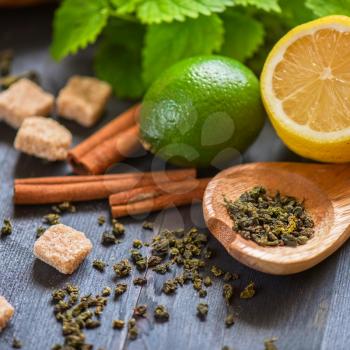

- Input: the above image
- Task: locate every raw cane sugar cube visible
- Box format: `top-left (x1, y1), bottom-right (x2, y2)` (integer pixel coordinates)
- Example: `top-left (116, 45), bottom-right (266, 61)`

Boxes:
top-left (57, 75), bottom-right (112, 127)
top-left (14, 116), bottom-right (72, 161)
top-left (0, 78), bottom-right (54, 128)
top-left (0, 296), bottom-right (14, 331)
top-left (33, 224), bottom-right (92, 274)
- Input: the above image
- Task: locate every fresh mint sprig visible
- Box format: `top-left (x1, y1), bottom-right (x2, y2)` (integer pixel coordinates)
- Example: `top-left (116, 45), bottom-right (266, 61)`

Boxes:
top-left (112, 0), bottom-right (237, 24)
top-left (50, 0), bottom-right (336, 99)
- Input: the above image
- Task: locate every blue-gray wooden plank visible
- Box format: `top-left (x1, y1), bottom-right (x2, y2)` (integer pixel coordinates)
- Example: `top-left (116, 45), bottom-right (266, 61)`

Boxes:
top-left (0, 5), bottom-right (349, 350)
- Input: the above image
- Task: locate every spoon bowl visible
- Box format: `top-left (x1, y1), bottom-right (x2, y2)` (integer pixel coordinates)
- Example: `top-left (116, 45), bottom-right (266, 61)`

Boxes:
top-left (203, 162), bottom-right (350, 274)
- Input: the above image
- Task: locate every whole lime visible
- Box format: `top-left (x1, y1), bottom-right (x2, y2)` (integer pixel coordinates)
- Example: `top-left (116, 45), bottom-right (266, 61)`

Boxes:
top-left (140, 55), bottom-right (265, 167)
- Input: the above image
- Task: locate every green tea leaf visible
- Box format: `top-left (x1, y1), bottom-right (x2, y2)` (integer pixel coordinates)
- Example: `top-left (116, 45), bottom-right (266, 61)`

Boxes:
top-left (94, 20), bottom-right (145, 99)
top-left (51, 0), bottom-right (110, 60)
top-left (306, 0), bottom-right (350, 16)
top-left (233, 0), bottom-right (280, 12)
top-left (142, 14), bottom-right (224, 85)
top-left (220, 11), bottom-right (264, 62)
top-left (113, 0), bottom-right (235, 24)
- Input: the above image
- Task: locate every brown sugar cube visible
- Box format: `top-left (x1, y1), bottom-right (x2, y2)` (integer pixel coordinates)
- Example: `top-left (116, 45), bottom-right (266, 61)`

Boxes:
top-left (33, 224), bottom-right (92, 274)
top-left (57, 75), bottom-right (112, 127)
top-left (0, 78), bottom-right (54, 128)
top-left (0, 296), bottom-right (14, 331)
top-left (14, 116), bottom-right (72, 161)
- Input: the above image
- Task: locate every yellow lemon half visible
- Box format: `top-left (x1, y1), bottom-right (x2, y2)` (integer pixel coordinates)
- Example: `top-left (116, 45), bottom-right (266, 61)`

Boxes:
top-left (261, 15), bottom-right (350, 162)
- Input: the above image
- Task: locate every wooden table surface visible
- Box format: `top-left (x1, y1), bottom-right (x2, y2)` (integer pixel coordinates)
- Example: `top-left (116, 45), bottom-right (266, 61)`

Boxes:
top-left (0, 6), bottom-right (349, 350)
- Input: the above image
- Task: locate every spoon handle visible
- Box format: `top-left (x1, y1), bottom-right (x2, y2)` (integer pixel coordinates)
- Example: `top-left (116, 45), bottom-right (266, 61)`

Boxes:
top-left (261, 163), bottom-right (350, 195)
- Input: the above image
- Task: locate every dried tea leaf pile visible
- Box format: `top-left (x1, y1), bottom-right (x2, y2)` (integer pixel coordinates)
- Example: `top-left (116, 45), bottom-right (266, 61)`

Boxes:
top-left (51, 284), bottom-right (109, 350)
top-left (45, 223), bottom-right (257, 348)
top-left (101, 219), bottom-right (125, 245)
top-left (225, 186), bottom-right (315, 247)
top-left (150, 227), bottom-right (211, 298)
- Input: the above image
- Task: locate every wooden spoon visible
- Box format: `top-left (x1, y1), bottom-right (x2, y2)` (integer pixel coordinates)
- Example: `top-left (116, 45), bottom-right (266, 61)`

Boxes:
top-left (203, 162), bottom-right (350, 275)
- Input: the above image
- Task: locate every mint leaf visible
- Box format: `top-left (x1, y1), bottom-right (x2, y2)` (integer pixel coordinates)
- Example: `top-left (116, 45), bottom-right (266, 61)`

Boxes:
top-left (94, 42), bottom-right (144, 99)
top-left (51, 0), bottom-right (110, 60)
top-left (306, 0), bottom-right (350, 16)
top-left (99, 17), bottom-right (143, 51)
top-left (246, 13), bottom-right (287, 74)
top-left (111, 0), bottom-right (141, 14)
top-left (142, 14), bottom-right (224, 85)
top-left (94, 20), bottom-right (145, 99)
top-left (113, 0), bottom-right (235, 24)
top-left (111, 0), bottom-right (144, 15)
top-left (233, 0), bottom-right (280, 12)
top-left (220, 11), bottom-right (264, 62)
top-left (280, 0), bottom-right (316, 26)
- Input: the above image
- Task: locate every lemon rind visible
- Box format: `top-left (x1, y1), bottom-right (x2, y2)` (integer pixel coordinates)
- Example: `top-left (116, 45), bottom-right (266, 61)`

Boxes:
top-left (261, 15), bottom-right (350, 143)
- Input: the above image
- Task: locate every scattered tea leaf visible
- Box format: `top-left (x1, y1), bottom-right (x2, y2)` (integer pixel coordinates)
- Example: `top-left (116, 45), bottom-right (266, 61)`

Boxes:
top-left (36, 226), bottom-right (46, 238)
top-left (43, 213), bottom-right (60, 226)
top-left (133, 304), bottom-right (147, 318)
top-left (113, 259), bottom-right (132, 277)
top-left (154, 305), bottom-right (169, 322)
top-left (142, 221), bottom-right (154, 230)
top-left (52, 201), bottom-right (76, 214)
top-left (240, 282), bottom-right (256, 299)
top-left (92, 259), bottom-right (107, 272)
top-left (133, 276), bottom-right (147, 286)
top-left (211, 265), bottom-right (224, 277)
top-left (12, 337), bottom-right (22, 348)
top-left (196, 303), bottom-right (208, 320)
top-left (127, 318), bottom-right (138, 340)
top-left (133, 239), bottom-right (143, 248)
top-left (112, 319), bottom-right (125, 329)
top-left (98, 215), bottom-right (106, 225)
top-left (112, 219), bottom-right (125, 237)
top-left (223, 284), bottom-right (234, 304)
top-left (1, 219), bottom-right (12, 236)
top-left (162, 279), bottom-right (178, 294)
top-left (225, 313), bottom-right (235, 327)
top-left (264, 337), bottom-right (278, 350)
top-left (115, 283), bottom-right (128, 297)
top-left (101, 231), bottom-right (116, 245)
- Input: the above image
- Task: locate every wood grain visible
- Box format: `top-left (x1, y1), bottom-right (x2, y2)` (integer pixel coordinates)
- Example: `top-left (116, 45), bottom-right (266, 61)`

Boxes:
top-left (203, 162), bottom-right (350, 274)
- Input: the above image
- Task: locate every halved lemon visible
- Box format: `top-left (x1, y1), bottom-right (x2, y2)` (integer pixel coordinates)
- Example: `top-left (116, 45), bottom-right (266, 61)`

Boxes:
top-left (261, 15), bottom-right (350, 162)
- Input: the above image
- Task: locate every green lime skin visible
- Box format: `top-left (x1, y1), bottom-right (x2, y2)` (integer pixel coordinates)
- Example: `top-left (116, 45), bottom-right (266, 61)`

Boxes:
top-left (140, 55), bottom-right (265, 168)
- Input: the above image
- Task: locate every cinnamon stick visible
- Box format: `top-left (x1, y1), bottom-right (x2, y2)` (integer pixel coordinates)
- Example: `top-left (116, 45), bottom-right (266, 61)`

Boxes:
top-left (110, 178), bottom-right (209, 218)
top-left (68, 104), bottom-right (141, 175)
top-left (15, 173), bottom-right (134, 185)
top-left (109, 178), bottom-right (211, 206)
top-left (14, 169), bottom-right (196, 205)
top-left (76, 124), bottom-right (140, 176)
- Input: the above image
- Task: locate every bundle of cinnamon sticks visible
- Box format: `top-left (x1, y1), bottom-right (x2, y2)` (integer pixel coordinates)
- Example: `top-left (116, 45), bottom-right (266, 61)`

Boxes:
top-left (68, 104), bottom-right (141, 175)
top-left (109, 177), bottom-right (210, 218)
top-left (14, 169), bottom-right (210, 218)
top-left (14, 104), bottom-right (211, 218)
